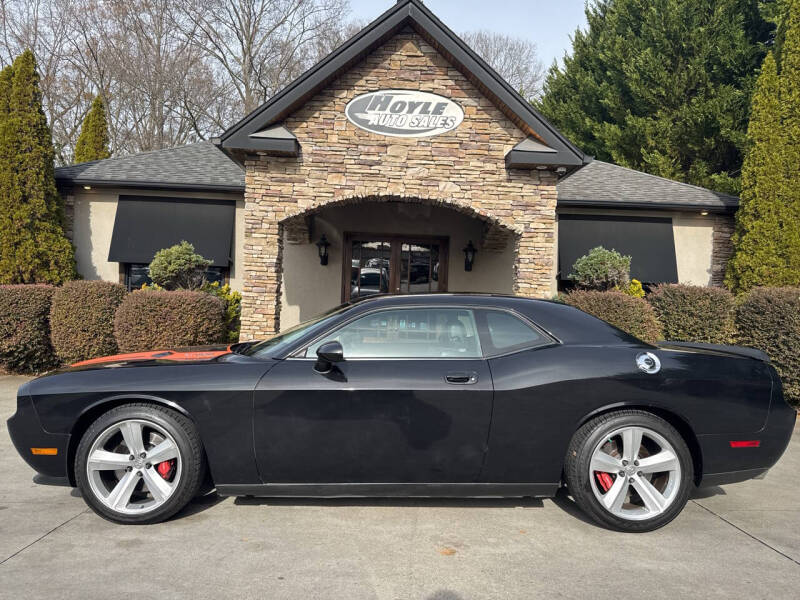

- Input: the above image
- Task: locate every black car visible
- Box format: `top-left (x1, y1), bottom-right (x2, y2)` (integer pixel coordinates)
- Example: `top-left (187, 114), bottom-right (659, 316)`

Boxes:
top-left (7, 294), bottom-right (796, 531)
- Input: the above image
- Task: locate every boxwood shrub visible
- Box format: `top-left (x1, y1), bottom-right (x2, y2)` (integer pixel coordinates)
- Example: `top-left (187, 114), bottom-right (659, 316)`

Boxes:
top-left (114, 290), bottom-right (227, 352)
top-left (648, 284), bottom-right (736, 344)
top-left (564, 290), bottom-right (662, 344)
top-left (0, 285), bottom-right (59, 373)
top-left (50, 280), bottom-right (127, 364)
top-left (735, 287), bottom-right (800, 406)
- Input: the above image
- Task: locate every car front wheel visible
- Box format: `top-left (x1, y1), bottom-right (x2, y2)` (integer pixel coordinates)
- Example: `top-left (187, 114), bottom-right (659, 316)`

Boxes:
top-left (564, 410), bottom-right (693, 532)
top-left (75, 403), bottom-right (205, 524)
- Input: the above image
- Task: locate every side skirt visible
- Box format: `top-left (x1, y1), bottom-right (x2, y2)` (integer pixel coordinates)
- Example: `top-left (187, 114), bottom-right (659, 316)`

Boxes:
top-left (215, 482), bottom-right (559, 498)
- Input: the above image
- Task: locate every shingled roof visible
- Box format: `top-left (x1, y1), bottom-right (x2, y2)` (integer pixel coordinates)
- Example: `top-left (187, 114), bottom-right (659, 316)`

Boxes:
top-left (557, 160), bottom-right (739, 213)
top-left (55, 144), bottom-right (739, 212)
top-left (55, 142), bottom-right (245, 192)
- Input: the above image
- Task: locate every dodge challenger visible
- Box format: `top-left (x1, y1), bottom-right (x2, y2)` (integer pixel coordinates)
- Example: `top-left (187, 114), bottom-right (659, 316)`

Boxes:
top-left (7, 294), bottom-right (796, 531)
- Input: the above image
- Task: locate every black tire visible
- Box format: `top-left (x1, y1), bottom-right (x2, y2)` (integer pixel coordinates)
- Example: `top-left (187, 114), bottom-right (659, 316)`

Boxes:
top-left (564, 410), bottom-right (693, 532)
top-left (75, 403), bottom-right (206, 524)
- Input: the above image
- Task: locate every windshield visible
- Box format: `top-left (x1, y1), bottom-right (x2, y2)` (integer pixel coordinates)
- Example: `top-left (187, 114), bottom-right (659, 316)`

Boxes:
top-left (244, 303), bottom-right (350, 359)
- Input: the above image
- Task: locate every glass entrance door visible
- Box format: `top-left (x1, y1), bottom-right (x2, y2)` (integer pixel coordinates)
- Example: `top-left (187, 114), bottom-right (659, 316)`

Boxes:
top-left (344, 234), bottom-right (448, 302)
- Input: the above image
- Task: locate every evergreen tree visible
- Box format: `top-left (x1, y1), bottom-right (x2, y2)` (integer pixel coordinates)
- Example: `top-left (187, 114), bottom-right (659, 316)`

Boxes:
top-left (726, 0), bottom-right (800, 292)
top-left (538, 0), bottom-right (772, 194)
top-left (777, 0), bottom-right (800, 281)
top-left (74, 95), bottom-right (111, 163)
top-left (0, 50), bottom-right (77, 284)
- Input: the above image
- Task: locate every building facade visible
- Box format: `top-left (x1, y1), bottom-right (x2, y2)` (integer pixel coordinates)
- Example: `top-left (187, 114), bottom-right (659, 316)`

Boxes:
top-left (55, 0), bottom-right (739, 340)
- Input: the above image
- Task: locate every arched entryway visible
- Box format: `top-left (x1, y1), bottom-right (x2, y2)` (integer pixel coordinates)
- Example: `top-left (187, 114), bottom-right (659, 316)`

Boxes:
top-left (274, 196), bottom-right (520, 329)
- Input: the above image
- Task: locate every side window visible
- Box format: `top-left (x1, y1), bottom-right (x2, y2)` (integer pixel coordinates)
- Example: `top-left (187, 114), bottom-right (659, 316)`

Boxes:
top-left (307, 308), bottom-right (482, 358)
top-left (480, 310), bottom-right (550, 355)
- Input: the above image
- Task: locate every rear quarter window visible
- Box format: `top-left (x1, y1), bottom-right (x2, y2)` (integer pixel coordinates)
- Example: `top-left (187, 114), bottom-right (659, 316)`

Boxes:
top-left (479, 310), bottom-right (552, 356)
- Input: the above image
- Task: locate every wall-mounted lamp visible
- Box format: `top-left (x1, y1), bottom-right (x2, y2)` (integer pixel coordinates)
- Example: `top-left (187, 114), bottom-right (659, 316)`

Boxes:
top-left (316, 234), bottom-right (331, 266)
top-left (83, 185), bottom-right (92, 190)
top-left (463, 240), bottom-right (477, 272)
top-left (700, 210), bottom-right (709, 216)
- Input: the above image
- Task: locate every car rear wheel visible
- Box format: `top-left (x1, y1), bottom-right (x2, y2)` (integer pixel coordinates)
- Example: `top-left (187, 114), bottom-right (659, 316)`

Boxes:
top-left (75, 403), bottom-right (205, 524)
top-left (564, 410), bottom-right (693, 532)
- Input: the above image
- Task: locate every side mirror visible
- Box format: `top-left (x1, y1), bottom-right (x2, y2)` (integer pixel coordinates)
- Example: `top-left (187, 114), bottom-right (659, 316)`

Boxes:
top-left (314, 341), bottom-right (344, 373)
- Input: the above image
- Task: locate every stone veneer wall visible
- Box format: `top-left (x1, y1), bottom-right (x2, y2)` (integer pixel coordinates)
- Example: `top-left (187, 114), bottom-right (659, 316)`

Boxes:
top-left (710, 214), bottom-right (735, 287)
top-left (240, 31), bottom-right (558, 340)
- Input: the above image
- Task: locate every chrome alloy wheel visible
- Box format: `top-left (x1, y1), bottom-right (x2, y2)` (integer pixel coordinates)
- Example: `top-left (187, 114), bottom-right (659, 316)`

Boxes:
top-left (588, 426), bottom-right (681, 521)
top-left (86, 419), bottom-right (182, 515)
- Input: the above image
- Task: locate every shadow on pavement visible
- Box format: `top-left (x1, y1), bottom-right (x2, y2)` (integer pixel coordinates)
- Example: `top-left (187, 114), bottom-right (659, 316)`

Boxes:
top-left (233, 496), bottom-right (545, 509)
top-left (548, 487), bottom-right (606, 529)
top-left (690, 485), bottom-right (727, 499)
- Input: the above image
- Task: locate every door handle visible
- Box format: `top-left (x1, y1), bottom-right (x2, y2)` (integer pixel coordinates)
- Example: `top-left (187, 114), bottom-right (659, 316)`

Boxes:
top-left (445, 371), bottom-right (479, 385)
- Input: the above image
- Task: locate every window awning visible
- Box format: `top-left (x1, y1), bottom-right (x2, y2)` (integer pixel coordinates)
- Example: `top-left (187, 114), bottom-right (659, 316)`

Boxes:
top-left (558, 214), bottom-right (678, 283)
top-left (108, 196), bottom-right (235, 267)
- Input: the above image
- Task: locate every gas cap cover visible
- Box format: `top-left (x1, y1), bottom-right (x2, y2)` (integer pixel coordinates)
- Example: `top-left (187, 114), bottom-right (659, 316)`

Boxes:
top-left (636, 352), bottom-right (661, 374)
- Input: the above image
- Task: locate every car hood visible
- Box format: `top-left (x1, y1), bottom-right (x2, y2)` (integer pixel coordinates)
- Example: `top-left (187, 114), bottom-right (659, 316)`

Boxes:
top-left (657, 341), bottom-right (770, 363)
top-left (68, 344), bottom-right (234, 369)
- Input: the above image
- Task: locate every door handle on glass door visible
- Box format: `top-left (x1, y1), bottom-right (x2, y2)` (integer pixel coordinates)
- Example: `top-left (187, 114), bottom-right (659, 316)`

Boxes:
top-left (445, 372), bottom-right (479, 385)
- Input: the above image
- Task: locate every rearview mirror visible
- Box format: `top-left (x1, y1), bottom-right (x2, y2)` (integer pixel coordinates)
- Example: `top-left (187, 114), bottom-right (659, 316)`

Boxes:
top-left (314, 341), bottom-right (344, 373)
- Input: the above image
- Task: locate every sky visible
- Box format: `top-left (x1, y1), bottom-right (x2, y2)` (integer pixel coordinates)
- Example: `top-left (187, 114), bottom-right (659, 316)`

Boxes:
top-left (346, 0), bottom-right (589, 68)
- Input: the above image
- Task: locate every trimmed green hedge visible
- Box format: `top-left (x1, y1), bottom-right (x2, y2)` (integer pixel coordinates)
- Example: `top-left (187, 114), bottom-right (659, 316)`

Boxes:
top-left (648, 284), bottom-right (736, 344)
top-left (0, 285), bottom-right (59, 373)
top-left (565, 289), bottom-right (662, 344)
top-left (114, 290), bottom-right (227, 352)
top-left (50, 280), bottom-right (127, 364)
top-left (735, 287), bottom-right (800, 406)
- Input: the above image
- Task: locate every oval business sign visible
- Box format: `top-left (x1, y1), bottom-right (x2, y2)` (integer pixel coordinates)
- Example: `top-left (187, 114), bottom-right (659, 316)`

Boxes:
top-left (345, 89), bottom-right (464, 138)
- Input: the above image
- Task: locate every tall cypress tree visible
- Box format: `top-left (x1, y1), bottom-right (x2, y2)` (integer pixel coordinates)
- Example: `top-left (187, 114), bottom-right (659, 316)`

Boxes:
top-left (777, 0), bottom-right (800, 280)
top-left (538, 0), bottom-right (771, 194)
top-left (74, 95), bottom-right (111, 163)
top-left (0, 50), bottom-right (76, 284)
top-left (727, 0), bottom-right (800, 292)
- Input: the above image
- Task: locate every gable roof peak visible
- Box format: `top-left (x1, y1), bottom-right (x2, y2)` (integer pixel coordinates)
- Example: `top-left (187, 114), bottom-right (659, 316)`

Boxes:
top-left (218, 0), bottom-right (587, 173)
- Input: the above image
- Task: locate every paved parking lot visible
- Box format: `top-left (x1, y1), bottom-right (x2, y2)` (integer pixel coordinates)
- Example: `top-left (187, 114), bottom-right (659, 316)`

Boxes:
top-left (1, 373), bottom-right (799, 599)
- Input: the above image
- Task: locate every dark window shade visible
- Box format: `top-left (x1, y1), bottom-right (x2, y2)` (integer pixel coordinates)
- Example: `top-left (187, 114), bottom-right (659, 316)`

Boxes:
top-left (558, 215), bottom-right (678, 283)
top-left (108, 197), bottom-right (235, 267)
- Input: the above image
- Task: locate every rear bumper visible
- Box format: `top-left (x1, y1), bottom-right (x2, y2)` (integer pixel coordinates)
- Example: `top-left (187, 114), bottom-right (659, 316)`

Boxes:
top-left (697, 397), bottom-right (796, 487)
top-left (7, 394), bottom-right (71, 478)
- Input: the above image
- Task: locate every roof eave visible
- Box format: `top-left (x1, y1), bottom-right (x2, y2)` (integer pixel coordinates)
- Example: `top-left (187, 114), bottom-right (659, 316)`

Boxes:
top-left (56, 178), bottom-right (245, 194)
top-left (556, 198), bottom-right (739, 214)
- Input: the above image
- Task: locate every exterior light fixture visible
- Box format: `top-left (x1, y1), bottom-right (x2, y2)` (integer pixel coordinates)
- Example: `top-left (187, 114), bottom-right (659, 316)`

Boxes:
top-left (83, 185), bottom-right (92, 190)
top-left (700, 210), bottom-right (709, 216)
top-left (316, 234), bottom-right (331, 266)
top-left (463, 240), bottom-right (477, 272)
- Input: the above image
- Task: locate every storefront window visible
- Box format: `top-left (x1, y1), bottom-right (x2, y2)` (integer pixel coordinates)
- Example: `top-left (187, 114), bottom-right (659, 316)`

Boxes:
top-left (124, 263), bottom-right (226, 291)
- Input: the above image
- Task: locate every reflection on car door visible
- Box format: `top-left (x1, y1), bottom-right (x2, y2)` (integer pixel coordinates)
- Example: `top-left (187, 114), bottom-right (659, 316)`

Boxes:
top-left (253, 307), bottom-right (494, 483)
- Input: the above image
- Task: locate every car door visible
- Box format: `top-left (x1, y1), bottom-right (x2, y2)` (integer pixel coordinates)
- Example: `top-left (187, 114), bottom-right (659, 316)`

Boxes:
top-left (253, 306), bottom-right (493, 484)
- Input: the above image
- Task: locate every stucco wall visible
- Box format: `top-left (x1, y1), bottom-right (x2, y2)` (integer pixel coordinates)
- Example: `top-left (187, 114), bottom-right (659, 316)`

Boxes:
top-left (557, 207), bottom-right (717, 286)
top-left (68, 188), bottom-right (245, 290)
top-left (280, 202), bottom-right (515, 328)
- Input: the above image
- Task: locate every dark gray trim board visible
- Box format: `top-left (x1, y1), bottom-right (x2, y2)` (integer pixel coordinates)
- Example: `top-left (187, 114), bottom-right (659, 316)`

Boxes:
top-left (59, 180), bottom-right (245, 193)
top-left (558, 199), bottom-right (736, 214)
top-left (218, 0), bottom-right (588, 171)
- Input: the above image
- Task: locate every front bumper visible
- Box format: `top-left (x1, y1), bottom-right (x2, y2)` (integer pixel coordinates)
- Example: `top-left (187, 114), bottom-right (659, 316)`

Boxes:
top-left (7, 394), bottom-right (71, 478)
top-left (697, 396), bottom-right (796, 487)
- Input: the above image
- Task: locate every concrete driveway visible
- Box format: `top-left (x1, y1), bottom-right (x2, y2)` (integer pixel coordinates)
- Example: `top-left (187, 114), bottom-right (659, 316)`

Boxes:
top-left (1, 373), bottom-right (798, 599)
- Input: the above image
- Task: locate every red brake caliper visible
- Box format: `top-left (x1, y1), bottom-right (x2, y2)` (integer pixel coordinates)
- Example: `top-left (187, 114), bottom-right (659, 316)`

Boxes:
top-left (156, 459), bottom-right (176, 480)
top-left (595, 471), bottom-right (614, 493)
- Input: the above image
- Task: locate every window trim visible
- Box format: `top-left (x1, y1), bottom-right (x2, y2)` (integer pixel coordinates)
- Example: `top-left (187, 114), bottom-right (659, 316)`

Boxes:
top-left (290, 304), bottom-right (558, 361)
